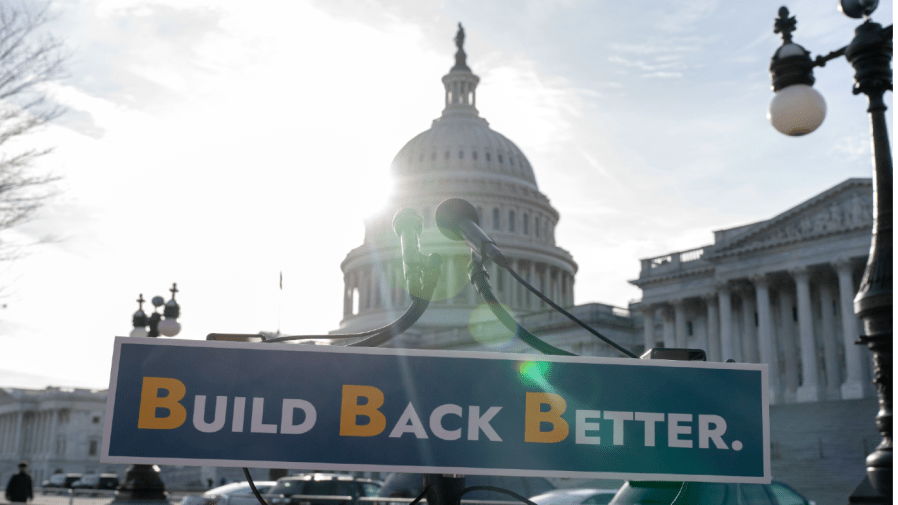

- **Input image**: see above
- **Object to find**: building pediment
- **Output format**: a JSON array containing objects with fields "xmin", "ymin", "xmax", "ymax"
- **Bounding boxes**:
[{"xmin": 708, "ymin": 178, "xmax": 872, "ymax": 259}]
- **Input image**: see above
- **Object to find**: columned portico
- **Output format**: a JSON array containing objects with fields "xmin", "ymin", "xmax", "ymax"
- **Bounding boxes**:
[{"xmin": 630, "ymin": 178, "xmax": 875, "ymax": 405}]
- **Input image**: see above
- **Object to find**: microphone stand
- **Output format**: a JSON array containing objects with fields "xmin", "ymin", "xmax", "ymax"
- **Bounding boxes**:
[{"xmin": 468, "ymin": 254, "xmax": 574, "ymax": 356}]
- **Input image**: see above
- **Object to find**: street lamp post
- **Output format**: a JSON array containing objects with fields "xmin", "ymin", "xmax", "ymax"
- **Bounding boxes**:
[
  {"xmin": 111, "ymin": 283, "xmax": 182, "ymax": 504},
  {"xmin": 130, "ymin": 284, "xmax": 182, "ymax": 338},
  {"xmin": 767, "ymin": 2, "xmax": 892, "ymax": 502}
]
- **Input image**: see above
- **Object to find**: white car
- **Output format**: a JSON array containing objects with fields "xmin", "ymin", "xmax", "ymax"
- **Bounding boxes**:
[
  {"xmin": 531, "ymin": 488, "xmax": 619, "ymax": 505},
  {"xmin": 181, "ymin": 481, "xmax": 277, "ymax": 505}
]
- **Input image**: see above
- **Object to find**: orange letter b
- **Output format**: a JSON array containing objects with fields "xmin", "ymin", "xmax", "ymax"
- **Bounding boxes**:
[
  {"xmin": 524, "ymin": 392, "xmax": 569, "ymax": 443},
  {"xmin": 339, "ymin": 385, "xmax": 386, "ymax": 437},
  {"xmin": 137, "ymin": 377, "xmax": 187, "ymax": 430}
]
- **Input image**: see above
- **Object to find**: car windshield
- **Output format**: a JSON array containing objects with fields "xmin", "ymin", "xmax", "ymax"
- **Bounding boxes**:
[
  {"xmin": 609, "ymin": 482, "xmax": 682, "ymax": 505},
  {"xmin": 271, "ymin": 480, "xmax": 365, "ymax": 498},
  {"xmin": 532, "ymin": 491, "xmax": 614, "ymax": 505},
  {"xmin": 203, "ymin": 483, "xmax": 268, "ymax": 497}
]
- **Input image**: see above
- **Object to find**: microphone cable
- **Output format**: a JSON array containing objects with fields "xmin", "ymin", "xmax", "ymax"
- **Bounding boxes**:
[
  {"xmin": 469, "ymin": 257, "xmax": 574, "ymax": 356},
  {"xmin": 502, "ymin": 265, "xmax": 638, "ymax": 359}
]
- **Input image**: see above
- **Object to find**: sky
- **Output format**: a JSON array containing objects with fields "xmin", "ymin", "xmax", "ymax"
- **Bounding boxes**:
[{"xmin": 0, "ymin": 0, "xmax": 891, "ymax": 390}]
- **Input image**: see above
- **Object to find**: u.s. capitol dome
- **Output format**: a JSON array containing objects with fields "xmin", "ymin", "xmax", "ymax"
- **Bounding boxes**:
[{"xmin": 335, "ymin": 25, "xmax": 606, "ymax": 352}]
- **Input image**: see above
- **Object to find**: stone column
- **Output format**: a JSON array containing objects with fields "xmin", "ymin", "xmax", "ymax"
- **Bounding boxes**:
[
  {"xmin": 568, "ymin": 272, "xmax": 575, "ymax": 306},
  {"xmin": 778, "ymin": 286, "xmax": 799, "ymax": 403},
  {"xmin": 357, "ymin": 269, "xmax": 368, "ymax": 312},
  {"xmin": 13, "ymin": 412, "xmax": 22, "ymax": 459},
  {"xmin": 752, "ymin": 274, "xmax": 781, "ymax": 403},
  {"xmin": 818, "ymin": 282, "xmax": 841, "ymax": 400},
  {"xmin": 343, "ymin": 274, "xmax": 352, "ymax": 316},
  {"xmin": 47, "ymin": 410, "xmax": 57, "ymax": 460},
  {"xmin": 387, "ymin": 264, "xmax": 397, "ymax": 309},
  {"xmin": 835, "ymin": 259, "xmax": 865, "ymax": 399},
  {"xmin": 793, "ymin": 267, "xmax": 821, "ymax": 402},
  {"xmin": 717, "ymin": 282, "xmax": 735, "ymax": 361},
  {"xmin": 740, "ymin": 287, "xmax": 759, "ymax": 363},
  {"xmin": 642, "ymin": 305, "xmax": 655, "ymax": 351},
  {"xmin": 661, "ymin": 306, "xmax": 674, "ymax": 348},
  {"xmin": 704, "ymin": 294, "xmax": 721, "ymax": 362},
  {"xmin": 529, "ymin": 262, "xmax": 538, "ymax": 311},
  {"xmin": 672, "ymin": 299, "xmax": 687, "ymax": 348}
]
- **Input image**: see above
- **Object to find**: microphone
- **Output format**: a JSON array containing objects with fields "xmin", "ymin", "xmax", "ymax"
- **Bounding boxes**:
[
  {"xmin": 435, "ymin": 198, "xmax": 509, "ymax": 267},
  {"xmin": 392, "ymin": 208, "xmax": 425, "ymax": 292}
]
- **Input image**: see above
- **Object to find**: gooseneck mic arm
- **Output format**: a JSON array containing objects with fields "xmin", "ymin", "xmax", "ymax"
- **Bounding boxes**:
[
  {"xmin": 504, "ymin": 266, "xmax": 638, "ymax": 359},
  {"xmin": 219, "ymin": 209, "xmax": 441, "ymax": 347},
  {"xmin": 436, "ymin": 197, "xmax": 637, "ymax": 359},
  {"xmin": 469, "ymin": 256, "xmax": 574, "ymax": 356}
]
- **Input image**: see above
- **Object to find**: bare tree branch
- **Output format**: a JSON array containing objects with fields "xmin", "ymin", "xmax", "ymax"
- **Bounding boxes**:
[{"xmin": 0, "ymin": 1, "xmax": 68, "ymax": 261}]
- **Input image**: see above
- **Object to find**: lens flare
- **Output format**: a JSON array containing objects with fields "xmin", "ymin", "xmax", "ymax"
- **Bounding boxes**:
[{"xmin": 468, "ymin": 302, "xmax": 515, "ymax": 349}]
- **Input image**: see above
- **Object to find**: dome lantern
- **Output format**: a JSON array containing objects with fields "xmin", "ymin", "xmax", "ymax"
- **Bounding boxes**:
[{"xmin": 442, "ymin": 23, "xmax": 480, "ymax": 117}]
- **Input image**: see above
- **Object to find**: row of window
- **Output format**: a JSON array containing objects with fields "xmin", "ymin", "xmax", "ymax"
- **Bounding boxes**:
[
  {"xmin": 414, "ymin": 150, "xmax": 521, "ymax": 167},
  {"xmin": 482, "ymin": 207, "xmax": 545, "ymax": 237},
  {"xmin": 421, "ymin": 204, "xmax": 549, "ymax": 238}
]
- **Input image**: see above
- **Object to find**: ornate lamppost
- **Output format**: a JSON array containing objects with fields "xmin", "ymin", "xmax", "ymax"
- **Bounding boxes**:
[
  {"xmin": 767, "ymin": 1, "xmax": 891, "ymax": 502},
  {"xmin": 130, "ymin": 283, "xmax": 182, "ymax": 338},
  {"xmin": 111, "ymin": 283, "xmax": 182, "ymax": 504}
]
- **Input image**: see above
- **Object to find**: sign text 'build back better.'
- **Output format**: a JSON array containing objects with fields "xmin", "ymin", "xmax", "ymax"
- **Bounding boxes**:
[{"xmin": 102, "ymin": 338, "xmax": 770, "ymax": 483}]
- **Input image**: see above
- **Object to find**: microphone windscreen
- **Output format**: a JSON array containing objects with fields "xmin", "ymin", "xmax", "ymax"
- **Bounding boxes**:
[
  {"xmin": 435, "ymin": 198, "xmax": 480, "ymax": 241},
  {"xmin": 392, "ymin": 208, "xmax": 423, "ymax": 238}
]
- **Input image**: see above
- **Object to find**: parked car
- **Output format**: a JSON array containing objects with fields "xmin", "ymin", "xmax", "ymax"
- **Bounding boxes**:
[
  {"xmin": 181, "ymin": 481, "xmax": 278, "ymax": 505},
  {"xmin": 72, "ymin": 473, "xmax": 120, "ymax": 490},
  {"xmin": 41, "ymin": 473, "xmax": 83, "ymax": 493},
  {"xmin": 530, "ymin": 488, "xmax": 619, "ymax": 505},
  {"xmin": 377, "ymin": 473, "xmax": 555, "ymax": 501},
  {"xmin": 609, "ymin": 481, "xmax": 814, "ymax": 505},
  {"xmin": 268, "ymin": 473, "xmax": 382, "ymax": 505}
]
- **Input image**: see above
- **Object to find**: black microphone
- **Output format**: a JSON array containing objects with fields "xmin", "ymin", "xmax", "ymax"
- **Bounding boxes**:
[
  {"xmin": 392, "ymin": 208, "xmax": 424, "ymax": 292},
  {"xmin": 435, "ymin": 198, "xmax": 509, "ymax": 267}
]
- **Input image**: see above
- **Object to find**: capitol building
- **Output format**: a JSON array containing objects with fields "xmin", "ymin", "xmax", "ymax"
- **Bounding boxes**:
[
  {"xmin": 0, "ymin": 25, "xmax": 881, "ymax": 504},
  {"xmin": 334, "ymin": 26, "xmax": 878, "ymax": 409},
  {"xmin": 331, "ymin": 28, "xmax": 879, "ymax": 503},
  {"xmin": 335, "ymin": 26, "xmax": 637, "ymax": 357}
]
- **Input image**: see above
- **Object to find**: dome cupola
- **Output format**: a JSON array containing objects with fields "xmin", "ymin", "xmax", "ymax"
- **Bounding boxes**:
[{"xmin": 337, "ymin": 25, "xmax": 577, "ymax": 349}]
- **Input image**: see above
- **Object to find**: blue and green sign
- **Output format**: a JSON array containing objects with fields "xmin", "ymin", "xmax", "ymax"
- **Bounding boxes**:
[{"xmin": 102, "ymin": 337, "xmax": 770, "ymax": 483}]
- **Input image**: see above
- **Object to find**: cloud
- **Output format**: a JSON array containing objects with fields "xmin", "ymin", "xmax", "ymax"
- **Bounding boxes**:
[{"xmin": 829, "ymin": 135, "xmax": 871, "ymax": 160}]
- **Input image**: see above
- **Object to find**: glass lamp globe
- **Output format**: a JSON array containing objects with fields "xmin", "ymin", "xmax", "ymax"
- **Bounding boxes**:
[
  {"xmin": 157, "ymin": 319, "xmax": 181, "ymax": 337},
  {"xmin": 130, "ymin": 326, "xmax": 149, "ymax": 338},
  {"xmin": 768, "ymin": 84, "xmax": 826, "ymax": 136}
]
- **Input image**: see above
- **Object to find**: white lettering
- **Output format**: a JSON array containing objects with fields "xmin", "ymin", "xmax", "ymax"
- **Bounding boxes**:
[
  {"xmin": 430, "ymin": 404, "xmax": 463, "ymax": 440},
  {"xmin": 389, "ymin": 403, "xmax": 428, "ymax": 438},
  {"xmin": 698, "ymin": 414, "xmax": 728, "ymax": 449},
  {"xmin": 281, "ymin": 399, "xmax": 317, "ymax": 434},
  {"xmin": 468, "ymin": 406, "xmax": 502, "ymax": 441},
  {"xmin": 232, "ymin": 397, "xmax": 246, "ymax": 433},
  {"xmin": 634, "ymin": 412, "xmax": 664, "ymax": 447},
  {"xmin": 668, "ymin": 413, "xmax": 693, "ymax": 448},
  {"xmin": 193, "ymin": 395, "xmax": 228, "ymax": 433},
  {"xmin": 603, "ymin": 411, "xmax": 633, "ymax": 446},
  {"xmin": 251, "ymin": 398, "xmax": 278, "ymax": 434},
  {"xmin": 575, "ymin": 410, "xmax": 602, "ymax": 445}
]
